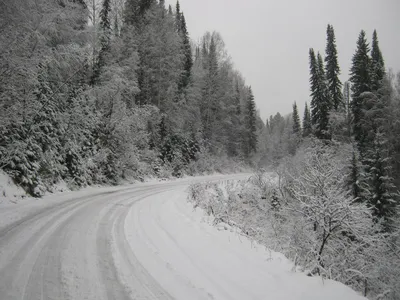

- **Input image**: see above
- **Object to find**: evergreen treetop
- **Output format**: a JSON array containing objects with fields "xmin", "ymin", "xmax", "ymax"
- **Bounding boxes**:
[
  {"xmin": 371, "ymin": 30, "xmax": 386, "ymax": 92},
  {"xmin": 350, "ymin": 30, "xmax": 371, "ymax": 153},
  {"xmin": 175, "ymin": 1, "xmax": 181, "ymax": 31},
  {"xmin": 325, "ymin": 24, "xmax": 342, "ymax": 110},
  {"xmin": 292, "ymin": 102, "xmax": 301, "ymax": 135}
]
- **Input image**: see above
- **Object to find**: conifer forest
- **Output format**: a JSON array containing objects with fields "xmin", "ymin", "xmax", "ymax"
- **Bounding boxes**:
[
  {"xmin": 0, "ymin": 1, "xmax": 399, "ymax": 299},
  {"xmin": 0, "ymin": 0, "xmax": 259, "ymax": 195}
]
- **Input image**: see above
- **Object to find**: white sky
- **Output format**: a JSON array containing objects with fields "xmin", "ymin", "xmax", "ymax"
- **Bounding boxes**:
[{"xmin": 166, "ymin": 0, "xmax": 400, "ymax": 121}]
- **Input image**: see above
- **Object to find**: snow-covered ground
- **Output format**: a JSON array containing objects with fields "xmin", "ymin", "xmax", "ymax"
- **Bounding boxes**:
[{"xmin": 0, "ymin": 174, "xmax": 365, "ymax": 300}]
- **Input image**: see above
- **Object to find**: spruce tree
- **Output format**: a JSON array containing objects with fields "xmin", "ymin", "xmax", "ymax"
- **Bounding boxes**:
[
  {"xmin": 350, "ymin": 30, "xmax": 371, "ymax": 154},
  {"xmin": 325, "ymin": 24, "xmax": 342, "ymax": 110},
  {"xmin": 178, "ymin": 13, "xmax": 193, "ymax": 92},
  {"xmin": 92, "ymin": 0, "xmax": 112, "ymax": 85},
  {"xmin": 309, "ymin": 48, "xmax": 318, "ymax": 124},
  {"xmin": 175, "ymin": 1, "xmax": 181, "ymax": 31},
  {"xmin": 201, "ymin": 36, "xmax": 219, "ymax": 143},
  {"xmin": 365, "ymin": 131, "xmax": 398, "ymax": 222},
  {"xmin": 370, "ymin": 30, "xmax": 386, "ymax": 92},
  {"xmin": 99, "ymin": 0, "xmax": 112, "ymax": 34},
  {"xmin": 303, "ymin": 102, "xmax": 312, "ymax": 137},
  {"xmin": 292, "ymin": 102, "xmax": 301, "ymax": 135},
  {"xmin": 309, "ymin": 49, "xmax": 330, "ymax": 139},
  {"xmin": 235, "ymin": 81, "xmax": 242, "ymax": 115},
  {"xmin": 343, "ymin": 81, "xmax": 352, "ymax": 137},
  {"xmin": 123, "ymin": 0, "xmax": 140, "ymax": 26},
  {"xmin": 246, "ymin": 86, "xmax": 257, "ymax": 154},
  {"xmin": 231, "ymin": 80, "xmax": 243, "ymax": 156}
]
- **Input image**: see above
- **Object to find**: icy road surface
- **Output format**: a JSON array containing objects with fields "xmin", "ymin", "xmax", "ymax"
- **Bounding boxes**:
[{"xmin": 0, "ymin": 174, "xmax": 365, "ymax": 300}]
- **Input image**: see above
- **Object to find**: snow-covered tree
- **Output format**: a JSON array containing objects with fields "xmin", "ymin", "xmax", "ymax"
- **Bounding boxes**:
[{"xmin": 325, "ymin": 24, "xmax": 342, "ymax": 110}]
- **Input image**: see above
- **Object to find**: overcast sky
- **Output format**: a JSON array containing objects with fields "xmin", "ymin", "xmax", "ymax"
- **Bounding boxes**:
[{"xmin": 165, "ymin": 0, "xmax": 400, "ymax": 121}]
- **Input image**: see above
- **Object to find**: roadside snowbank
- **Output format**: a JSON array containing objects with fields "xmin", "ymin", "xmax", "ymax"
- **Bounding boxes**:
[{"xmin": 0, "ymin": 171, "xmax": 27, "ymax": 204}]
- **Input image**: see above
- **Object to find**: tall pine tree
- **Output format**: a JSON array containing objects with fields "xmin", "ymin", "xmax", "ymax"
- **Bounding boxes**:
[{"xmin": 325, "ymin": 24, "xmax": 342, "ymax": 110}]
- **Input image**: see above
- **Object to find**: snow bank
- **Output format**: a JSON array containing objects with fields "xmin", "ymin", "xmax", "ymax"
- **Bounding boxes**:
[{"xmin": 0, "ymin": 171, "xmax": 27, "ymax": 204}]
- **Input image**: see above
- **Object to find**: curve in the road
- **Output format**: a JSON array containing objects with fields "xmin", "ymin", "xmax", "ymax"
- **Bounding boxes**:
[{"xmin": 0, "ymin": 184, "xmax": 180, "ymax": 300}]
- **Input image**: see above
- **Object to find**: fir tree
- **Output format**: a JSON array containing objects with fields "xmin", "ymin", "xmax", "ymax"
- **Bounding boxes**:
[
  {"xmin": 350, "ymin": 30, "xmax": 371, "ymax": 154},
  {"xmin": 92, "ymin": 0, "xmax": 112, "ymax": 85},
  {"xmin": 246, "ymin": 86, "xmax": 257, "ymax": 154},
  {"xmin": 175, "ymin": 1, "xmax": 181, "ymax": 31},
  {"xmin": 227, "ymin": 80, "xmax": 243, "ymax": 157},
  {"xmin": 309, "ymin": 48, "xmax": 318, "ymax": 123},
  {"xmin": 343, "ymin": 81, "xmax": 352, "ymax": 137},
  {"xmin": 303, "ymin": 102, "xmax": 312, "ymax": 137},
  {"xmin": 178, "ymin": 13, "xmax": 193, "ymax": 92},
  {"xmin": 325, "ymin": 24, "xmax": 342, "ymax": 110},
  {"xmin": 370, "ymin": 30, "xmax": 386, "ymax": 92},
  {"xmin": 235, "ymin": 81, "xmax": 242, "ymax": 116},
  {"xmin": 309, "ymin": 49, "xmax": 331, "ymax": 139},
  {"xmin": 292, "ymin": 102, "xmax": 301, "ymax": 135},
  {"xmin": 99, "ymin": 0, "xmax": 112, "ymax": 34},
  {"xmin": 365, "ymin": 131, "xmax": 398, "ymax": 222}
]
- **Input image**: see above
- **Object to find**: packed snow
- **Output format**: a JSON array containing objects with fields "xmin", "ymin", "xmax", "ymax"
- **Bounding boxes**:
[
  {"xmin": 124, "ymin": 185, "xmax": 366, "ymax": 300},
  {"xmin": 0, "ymin": 174, "xmax": 366, "ymax": 300}
]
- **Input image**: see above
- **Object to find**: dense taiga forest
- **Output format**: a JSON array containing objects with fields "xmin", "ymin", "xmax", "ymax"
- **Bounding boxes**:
[
  {"xmin": 0, "ymin": 0, "xmax": 261, "ymax": 196},
  {"xmin": 1, "ymin": 0, "xmax": 400, "ymax": 299}
]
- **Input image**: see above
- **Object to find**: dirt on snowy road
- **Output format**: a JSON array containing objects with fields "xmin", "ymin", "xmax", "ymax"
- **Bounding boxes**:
[{"xmin": 0, "ymin": 174, "xmax": 365, "ymax": 300}]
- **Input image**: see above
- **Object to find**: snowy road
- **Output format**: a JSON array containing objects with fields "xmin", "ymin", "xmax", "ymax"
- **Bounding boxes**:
[{"xmin": 0, "ymin": 174, "xmax": 365, "ymax": 300}]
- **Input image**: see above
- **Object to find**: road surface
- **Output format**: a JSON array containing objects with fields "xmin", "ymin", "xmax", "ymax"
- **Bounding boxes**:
[{"xmin": 0, "ymin": 174, "xmax": 365, "ymax": 300}]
